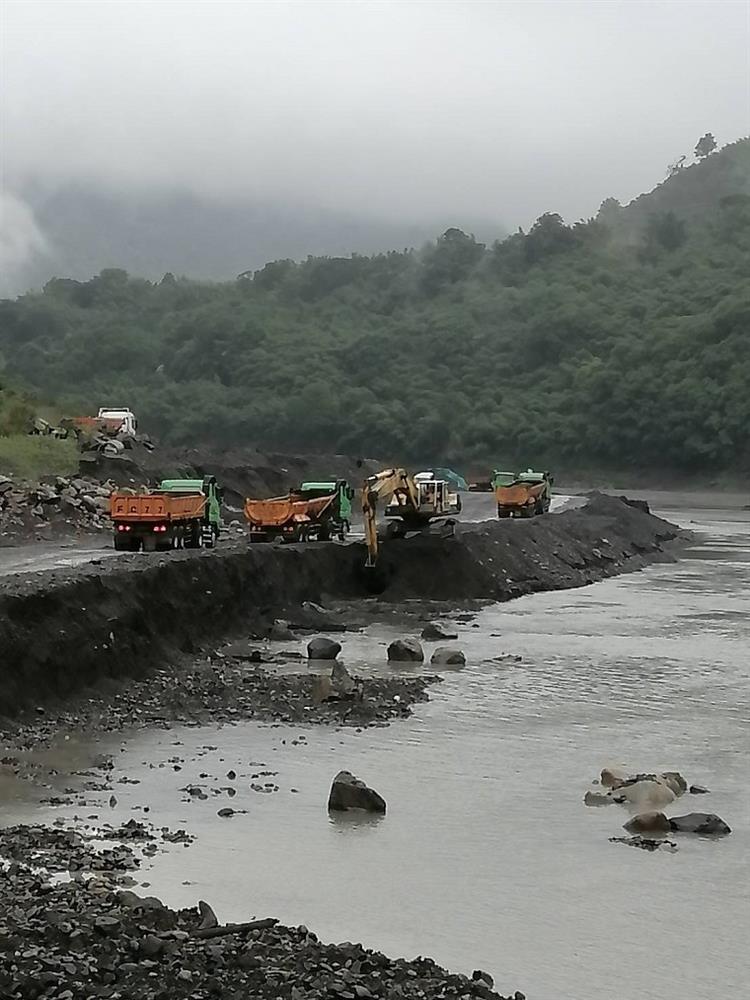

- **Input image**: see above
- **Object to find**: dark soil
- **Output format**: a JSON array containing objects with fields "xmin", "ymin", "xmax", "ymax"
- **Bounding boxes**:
[
  {"xmin": 0, "ymin": 495, "xmax": 684, "ymax": 720},
  {"xmin": 80, "ymin": 441, "xmax": 380, "ymax": 507}
]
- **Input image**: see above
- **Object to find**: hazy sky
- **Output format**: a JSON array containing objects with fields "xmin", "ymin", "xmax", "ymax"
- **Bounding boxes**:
[{"xmin": 2, "ymin": 0, "xmax": 749, "ymax": 245}]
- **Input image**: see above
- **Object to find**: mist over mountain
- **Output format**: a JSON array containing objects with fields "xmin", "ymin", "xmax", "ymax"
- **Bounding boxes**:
[{"xmin": 2, "ymin": 139, "xmax": 748, "ymax": 476}]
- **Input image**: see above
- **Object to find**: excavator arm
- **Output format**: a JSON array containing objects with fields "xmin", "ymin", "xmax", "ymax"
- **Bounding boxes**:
[{"xmin": 361, "ymin": 468, "xmax": 420, "ymax": 567}]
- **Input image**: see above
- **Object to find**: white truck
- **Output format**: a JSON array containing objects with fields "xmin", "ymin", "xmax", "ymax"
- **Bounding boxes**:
[{"xmin": 97, "ymin": 407, "xmax": 138, "ymax": 436}]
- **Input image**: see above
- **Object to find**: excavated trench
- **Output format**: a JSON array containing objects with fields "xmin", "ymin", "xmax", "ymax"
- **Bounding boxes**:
[{"xmin": 0, "ymin": 495, "xmax": 683, "ymax": 718}]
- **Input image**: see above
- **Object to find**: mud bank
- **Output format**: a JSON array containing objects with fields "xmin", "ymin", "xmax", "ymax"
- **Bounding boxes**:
[{"xmin": 0, "ymin": 496, "xmax": 682, "ymax": 717}]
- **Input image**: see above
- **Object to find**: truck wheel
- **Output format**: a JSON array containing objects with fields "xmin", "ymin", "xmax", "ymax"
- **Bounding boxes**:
[
  {"xmin": 114, "ymin": 534, "xmax": 130, "ymax": 551},
  {"xmin": 184, "ymin": 525, "xmax": 202, "ymax": 549},
  {"xmin": 318, "ymin": 524, "xmax": 331, "ymax": 542}
]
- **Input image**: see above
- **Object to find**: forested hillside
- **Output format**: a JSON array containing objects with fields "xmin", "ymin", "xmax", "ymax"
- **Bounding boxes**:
[{"xmin": 1, "ymin": 139, "xmax": 748, "ymax": 475}]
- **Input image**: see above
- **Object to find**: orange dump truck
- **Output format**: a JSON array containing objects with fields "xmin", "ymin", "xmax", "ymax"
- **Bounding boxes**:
[
  {"xmin": 110, "ymin": 477, "xmax": 222, "ymax": 551},
  {"xmin": 494, "ymin": 470, "xmax": 553, "ymax": 518},
  {"xmin": 244, "ymin": 480, "xmax": 353, "ymax": 542}
]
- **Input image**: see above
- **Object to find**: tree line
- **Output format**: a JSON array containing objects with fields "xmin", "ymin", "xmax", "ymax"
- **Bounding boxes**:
[{"xmin": 0, "ymin": 139, "xmax": 748, "ymax": 476}]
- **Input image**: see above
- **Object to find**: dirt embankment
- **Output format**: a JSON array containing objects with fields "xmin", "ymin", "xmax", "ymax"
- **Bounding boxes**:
[
  {"xmin": 82, "ymin": 442, "xmax": 381, "ymax": 507},
  {"xmin": 0, "ymin": 496, "xmax": 683, "ymax": 719}
]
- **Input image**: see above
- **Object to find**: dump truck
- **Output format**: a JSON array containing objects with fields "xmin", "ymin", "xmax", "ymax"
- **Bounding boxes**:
[
  {"xmin": 494, "ymin": 469, "xmax": 553, "ymax": 518},
  {"xmin": 110, "ymin": 477, "xmax": 222, "ymax": 551},
  {"xmin": 244, "ymin": 480, "xmax": 354, "ymax": 543}
]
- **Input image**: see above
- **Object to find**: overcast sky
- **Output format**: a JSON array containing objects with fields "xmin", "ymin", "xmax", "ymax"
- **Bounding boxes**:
[{"xmin": 2, "ymin": 0, "xmax": 749, "ymax": 252}]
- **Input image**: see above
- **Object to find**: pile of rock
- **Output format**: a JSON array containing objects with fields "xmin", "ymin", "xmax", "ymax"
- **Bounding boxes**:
[
  {"xmin": 0, "ymin": 474, "xmax": 118, "ymax": 539},
  {"xmin": 586, "ymin": 765, "xmax": 731, "ymax": 851},
  {"xmin": 0, "ymin": 844, "xmax": 522, "ymax": 1000}
]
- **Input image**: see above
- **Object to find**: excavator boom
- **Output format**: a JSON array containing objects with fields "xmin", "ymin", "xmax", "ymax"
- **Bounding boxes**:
[{"xmin": 361, "ymin": 468, "xmax": 460, "ymax": 567}]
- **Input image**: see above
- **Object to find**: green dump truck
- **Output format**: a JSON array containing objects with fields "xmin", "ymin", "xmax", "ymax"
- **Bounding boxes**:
[
  {"xmin": 110, "ymin": 477, "xmax": 223, "ymax": 551},
  {"xmin": 494, "ymin": 469, "xmax": 553, "ymax": 518}
]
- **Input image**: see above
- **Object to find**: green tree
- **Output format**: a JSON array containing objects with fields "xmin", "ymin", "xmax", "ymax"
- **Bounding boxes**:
[{"xmin": 694, "ymin": 132, "xmax": 717, "ymax": 159}]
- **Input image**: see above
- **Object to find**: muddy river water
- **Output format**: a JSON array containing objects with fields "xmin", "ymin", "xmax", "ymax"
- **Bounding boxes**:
[{"xmin": 3, "ymin": 500, "xmax": 750, "ymax": 999}]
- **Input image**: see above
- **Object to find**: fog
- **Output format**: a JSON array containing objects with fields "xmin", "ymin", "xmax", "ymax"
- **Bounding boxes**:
[{"xmin": 1, "ymin": 0, "xmax": 748, "ymax": 290}]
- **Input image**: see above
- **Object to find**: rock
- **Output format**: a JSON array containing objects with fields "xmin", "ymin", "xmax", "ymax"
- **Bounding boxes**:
[
  {"xmin": 311, "ymin": 674, "xmax": 333, "ymax": 704},
  {"xmin": 331, "ymin": 661, "xmax": 356, "ymax": 695},
  {"xmin": 307, "ymin": 637, "xmax": 342, "ymax": 660},
  {"xmin": 623, "ymin": 811, "xmax": 671, "ymax": 835},
  {"xmin": 584, "ymin": 790, "xmax": 612, "ymax": 807},
  {"xmin": 140, "ymin": 934, "xmax": 164, "ymax": 956},
  {"xmin": 387, "ymin": 637, "xmax": 424, "ymax": 663},
  {"xmin": 328, "ymin": 771, "xmax": 386, "ymax": 814},
  {"xmin": 430, "ymin": 648, "xmax": 466, "ymax": 667},
  {"xmin": 472, "ymin": 970, "xmax": 494, "ymax": 988},
  {"xmin": 610, "ymin": 835, "xmax": 678, "ymax": 852},
  {"xmin": 217, "ymin": 808, "xmax": 235, "ymax": 818},
  {"xmin": 421, "ymin": 623, "xmax": 458, "ymax": 641},
  {"xmin": 660, "ymin": 771, "xmax": 688, "ymax": 796},
  {"xmin": 198, "ymin": 900, "xmax": 218, "ymax": 929},
  {"xmin": 600, "ymin": 766, "xmax": 630, "ymax": 788},
  {"xmin": 269, "ymin": 621, "xmax": 295, "ymax": 642},
  {"xmin": 689, "ymin": 784, "xmax": 710, "ymax": 795},
  {"xmin": 669, "ymin": 813, "xmax": 731, "ymax": 836},
  {"xmin": 610, "ymin": 777, "xmax": 676, "ymax": 809}
]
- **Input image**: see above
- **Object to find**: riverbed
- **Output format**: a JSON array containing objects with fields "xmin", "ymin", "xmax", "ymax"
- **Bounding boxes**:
[{"xmin": 2, "ymin": 502, "xmax": 749, "ymax": 1000}]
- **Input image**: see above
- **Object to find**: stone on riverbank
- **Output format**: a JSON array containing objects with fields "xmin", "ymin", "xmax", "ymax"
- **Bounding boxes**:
[
  {"xmin": 307, "ymin": 636, "xmax": 341, "ymax": 660},
  {"xmin": 387, "ymin": 637, "xmax": 424, "ymax": 662},
  {"xmin": 328, "ymin": 771, "xmax": 386, "ymax": 813},
  {"xmin": 430, "ymin": 648, "xmax": 466, "ymax": 666},
  {"xmin": 669, "ymin": 812, "xmax": 731, "ymax": 836},
  {"xmin": 421, "ymin": 623, "xmax": 458, "ymax": 640},
  {"xmin": 623, "ymin": 811, "xmax": 672, "ymax": 835},
  {"xmin": 610, "ymin": 778, "xmax": 676, "ymax": 809}
]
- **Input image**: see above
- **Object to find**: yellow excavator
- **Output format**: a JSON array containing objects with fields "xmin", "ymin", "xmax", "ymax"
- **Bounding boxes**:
[{"xmin": 361, "ymin": 469, "xmax": 461, "ymax": 566}]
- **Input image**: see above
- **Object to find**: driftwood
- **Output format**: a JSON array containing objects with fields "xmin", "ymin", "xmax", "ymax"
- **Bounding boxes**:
[{"xmin": 192, "ymin": 917, "xmax": 278, "ymax": 940}]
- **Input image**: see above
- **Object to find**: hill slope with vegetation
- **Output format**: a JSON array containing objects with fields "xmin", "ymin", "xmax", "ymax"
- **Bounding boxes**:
[{"xmin": 1, "ymin": 139, "xmax": 748, "ymax": 477}]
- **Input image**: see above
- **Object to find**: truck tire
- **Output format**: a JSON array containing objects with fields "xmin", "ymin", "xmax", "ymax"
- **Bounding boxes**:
[
  {"xmin": 114, "ymin": 534, "xmax": 131, "ymax": 551},
  {"xmin": 184, "ymin": 523, "xmax": 202, "ymax": 549}
]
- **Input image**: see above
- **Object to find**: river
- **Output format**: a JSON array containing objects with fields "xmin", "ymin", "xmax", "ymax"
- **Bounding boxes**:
[{"xmin": 2, "ymin": 500, "xmax": 749, "ymax": 999}]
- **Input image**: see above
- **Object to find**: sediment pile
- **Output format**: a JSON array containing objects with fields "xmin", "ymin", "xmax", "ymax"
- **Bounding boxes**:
[
  {"xmin": 0, "ymin": 860, "xmax": 519, "ymax": 1000},
  {"xmin": 0, "ymin": 495, "xmax": 682, "ymax": 718}
]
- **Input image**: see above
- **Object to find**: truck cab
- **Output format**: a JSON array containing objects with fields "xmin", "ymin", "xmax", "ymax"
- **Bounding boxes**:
[
  {"xmin": 97, "ymin": 407, "xmax": 138, "ymax": 436},
  {"xmin": 157, "ymin": 477, "xmax": 223, "ymax": 543}
]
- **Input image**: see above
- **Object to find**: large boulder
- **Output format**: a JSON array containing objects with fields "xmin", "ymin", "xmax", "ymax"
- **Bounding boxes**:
[
  {"xmin": 387, "ymin": 637, "xmax": 424, "ymax": 663},
  {"xmin": 307, "ymin": 637, "xmax": 341, "ymax": 660},
  {"xmin": 623, "ymin": 811, "xmax": 672, "ymax": 835},
  {"xmin": 430, "ymin": 648, "xmax": 466, "ymax": 667},
  {"xmin": 328, "ymin": 771, "xmax": 386, "ymax": 814},
  {"xmin": 609, "ymin": 777, "xmax": 676, "ymax": 809},
  {"xmin": 421, "ymin": 623, "xmax": 458, "ymax": 641},
  {"xmin": 669, "ymin": 813, "xmax": 731, "ymax": 836}
]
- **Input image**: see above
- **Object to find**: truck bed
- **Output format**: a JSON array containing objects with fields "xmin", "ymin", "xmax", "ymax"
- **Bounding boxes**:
[
  {"xmin": 495, "ymin": 482, "xmax": 547, "ymax": 506},
  {"xmin": 244, "ymin": 493, "xmax": 334, "ymax": 528},
  {"xmin": 110, "ymin": 491, "xmax": 206, "ymax": 522}
]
